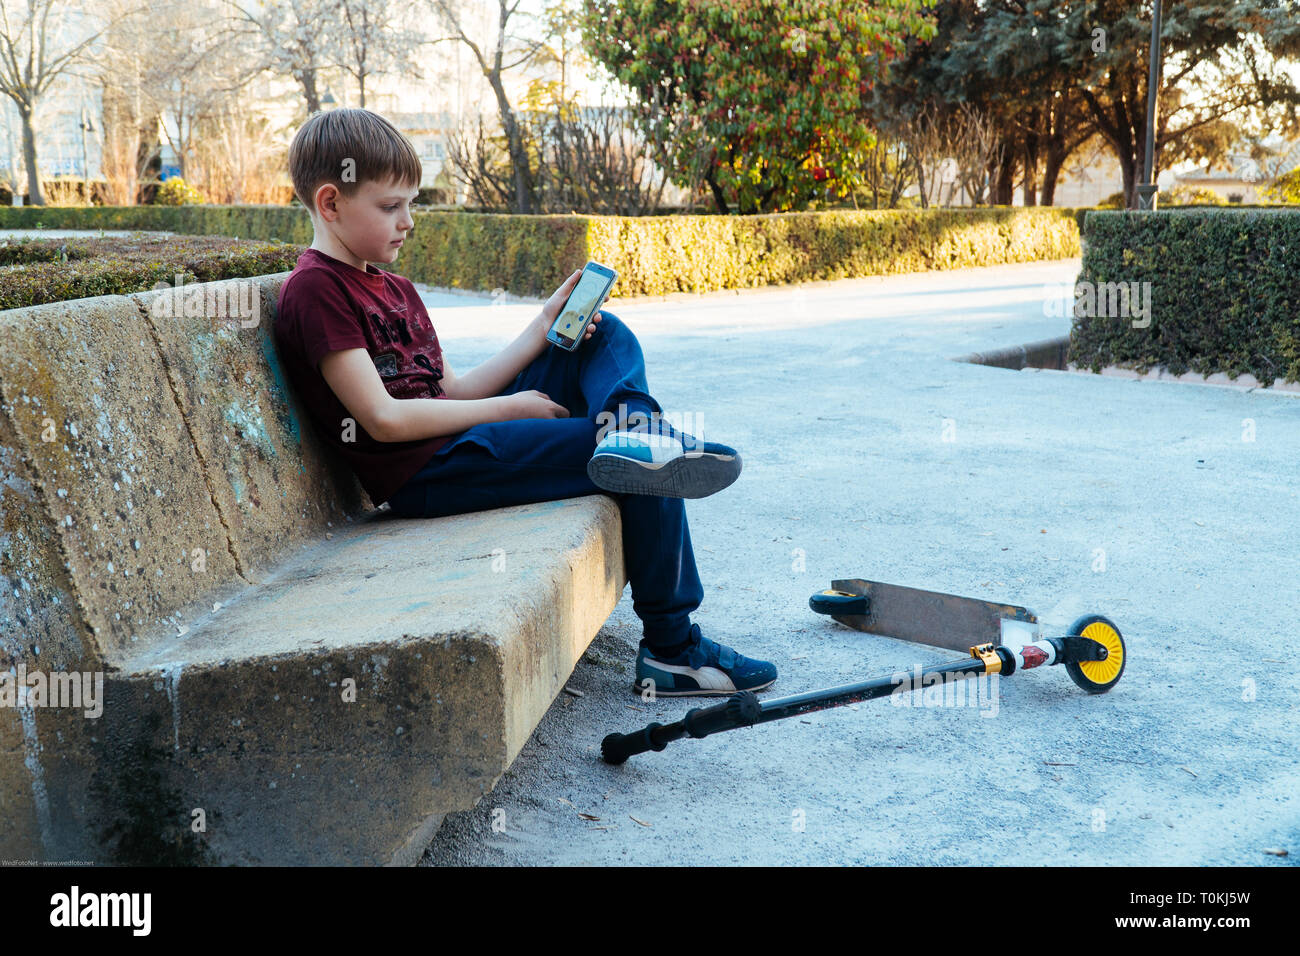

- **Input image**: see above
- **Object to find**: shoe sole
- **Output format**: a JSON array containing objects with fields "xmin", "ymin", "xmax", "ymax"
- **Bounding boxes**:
[
  {"xmin": 629, "ymin": 677, "xmax": 775, "ymax": 697},
  {"xmin": 587, "ymin": 449, "xmax": 742, "ymax": 499}
]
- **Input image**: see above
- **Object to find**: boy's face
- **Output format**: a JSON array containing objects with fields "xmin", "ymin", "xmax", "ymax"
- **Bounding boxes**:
[{"xmin": 314, "ymin": 176, "xmax": 418, "ymax": 265}]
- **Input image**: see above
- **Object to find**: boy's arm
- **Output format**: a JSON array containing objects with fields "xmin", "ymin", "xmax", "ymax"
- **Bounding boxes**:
[
  {"xmin": 440, "ymin": 317, "xmax": 547, "ymax": 401},
  {"xmin": 443, "ymin": 269, "xmax": 605, "ymax": 401},
  {"xmin": 320, "ymin": 348, "xmax": 516, "ymax": 442}
]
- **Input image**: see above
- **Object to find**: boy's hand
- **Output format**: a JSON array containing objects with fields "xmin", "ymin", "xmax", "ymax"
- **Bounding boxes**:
[
  {"xmin": 507, "ymin": 389, "xmax": 569, "ymax": 420},
  {"xmin": 536, "ymin": 268, "xmax": 606, "ymax": 346}
]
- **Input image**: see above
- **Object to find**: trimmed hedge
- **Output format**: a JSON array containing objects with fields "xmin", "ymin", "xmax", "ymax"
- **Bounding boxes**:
[
  {"xmin": 0, "ymin": 205, "xmax": 1086, "ymax": 299},
  {"xmin": 1070, "ymin": 208, "xmax": 1300, "ymax": 385},
  {"xmin": 0, "ymin": 205, "xmax": 314, "ymax": 244},
  {"xmin": 0, "ymin": 233, "xmax": 303, "ymax": 311},
  {"xmin": 579, "ymin": 207, "xmax": 1083, "ymax": 296}
]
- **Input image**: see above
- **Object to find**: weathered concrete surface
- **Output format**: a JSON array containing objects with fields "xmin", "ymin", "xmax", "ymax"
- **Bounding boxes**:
[
  {"xmin": 130, "ymin": 277, "xmax": 369, "ymax": 584},
  {"xmin": 0, "ymin": 276, "xmax": 367, "ymax": 660},
  {"xmin": 75, "ymin": 496, "xmax": 622, "ymax": 865},
  {"xmin": 0, "ymin": 294, "xmax": 238, "ymax": 657},
  {"xmin": 1, "ymin": 271, "xmax": 626, "ymax": 864}
]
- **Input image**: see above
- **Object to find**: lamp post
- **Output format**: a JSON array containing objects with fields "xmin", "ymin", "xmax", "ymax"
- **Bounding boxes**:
[
  {"xmin": 79, "ymin": 107, "xmax": 95, "ymax": 203},
  {"xmin": 1137, "ymin": 0, "xmax": 1164, "ymax": 210}
]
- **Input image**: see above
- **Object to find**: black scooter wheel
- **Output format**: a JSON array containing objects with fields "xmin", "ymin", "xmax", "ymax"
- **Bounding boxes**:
[
  {"xmin": 1064, "ymin": 614, "xmax": 1126, "ymax": 694},
  {"xmin": 809, "ymin": 589, "xmax": 869, "ymax": 616}
]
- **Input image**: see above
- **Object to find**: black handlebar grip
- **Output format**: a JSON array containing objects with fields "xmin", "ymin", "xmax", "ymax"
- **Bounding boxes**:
[
  {"xmin": 683, "ymin": 692, "xmax": 762, "ymax": 739},
  {"xmin": 600, "ymin": 721, "xmax": 667, "ymax": 765}
]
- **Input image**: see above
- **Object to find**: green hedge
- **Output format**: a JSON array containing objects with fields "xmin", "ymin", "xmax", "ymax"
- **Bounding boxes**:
[
  {"xmin": 0, "ymin": 205, "xmax": 1086, "ymax": 299},
  {"xmin": 1070, "ymin": 208, "xmax": 1300, "ymax": 385},
  {"xmin": 0, "ymin": 205, "xmax": 315, "ymax": 244},
  {"xmin": 0, "ymin": 233, "xmax": 302, "ymax": 310},
  {"xmin": 580, "ymin": 207, "xmax": 1084, "ymax": 296}
]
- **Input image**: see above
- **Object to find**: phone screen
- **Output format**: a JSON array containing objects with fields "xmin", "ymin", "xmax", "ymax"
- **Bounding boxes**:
[{"xmin": 549, "ymin": 269, "xmax": 610, "ymax": 346}]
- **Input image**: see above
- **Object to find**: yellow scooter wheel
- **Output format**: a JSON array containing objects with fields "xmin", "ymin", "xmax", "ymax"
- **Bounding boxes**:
[{"xmin": 1064, "ymin": 614, "xmax": 1126, "ymax": 694}]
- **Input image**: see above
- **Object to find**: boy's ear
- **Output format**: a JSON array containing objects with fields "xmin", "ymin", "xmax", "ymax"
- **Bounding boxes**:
[{"xmin": 314, "ymin": 182, "xmax": 341, "ymax": 221}]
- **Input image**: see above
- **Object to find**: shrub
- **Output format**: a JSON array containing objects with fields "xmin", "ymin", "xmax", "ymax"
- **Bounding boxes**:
[
  {"xmin": 0, "ymin": 233, "xmax": 301, "ymax": 310},
  {"xmin": 1261, "ymin": 167, "xmax": 1300, "ymax": 204},
  {"xmin": 154, "ymin": 178, "xmax": 206, "ymax": 206},
  {"xmin": 1070, "ymin": 208, "xmax": 1300, "ymax": 385},
  {"xmin": 1160, "ymin": 184, "xmax": 1227, "ymax": 206}
]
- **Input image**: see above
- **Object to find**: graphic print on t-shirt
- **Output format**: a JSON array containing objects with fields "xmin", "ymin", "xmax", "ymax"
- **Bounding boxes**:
[
  {"xmin": 412, "ymin": 353, "xmax": 444, "ymax": 397},
  {"xmin": 365, "ymin": 308, "xmax": 394, "ymax": 345},
  {"xmin": 357, "ymin": 300, "xmax": 445, "ymax": 400}
]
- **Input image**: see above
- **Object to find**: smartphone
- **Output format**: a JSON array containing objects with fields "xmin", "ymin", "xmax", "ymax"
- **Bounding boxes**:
[{"xmin": 546, "ymin": 261, "xmax": 618, "ymax": 351}]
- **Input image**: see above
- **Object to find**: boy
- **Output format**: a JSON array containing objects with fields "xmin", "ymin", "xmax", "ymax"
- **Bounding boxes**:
[{"xmin": 273, "ymin": 108, "xmax": 777, "ymax": 697}]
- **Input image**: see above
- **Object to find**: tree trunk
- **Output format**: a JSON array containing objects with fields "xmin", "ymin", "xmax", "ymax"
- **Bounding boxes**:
[
  {"xmin": 1040, "ymin": 146, "xmax": 1065, "ymax": 206},
  {"xmin": 20, "ymin": 106, "xmax": 42, "ymax": 205},
  {"xmin": 486, "ymin": 70, "xmax": 533, "ymax": 214},
  {"xmin": 704, "ymin": 165, "xmax": 729, "ymax": 214},
  {"xmin": 298, "ymin": 70, "xmax": 321, "ymax": 115},
  {"xmin": 1022, "ymin": 132, "xmax": 1040, "ymax": 206},
  {"xmin": 1120, "ymin": 153, "xmax": 1138, "ymax": 209},
  {"xmin": 993, "ymin": 145, "xmax": 1016, "ymax": 205}
]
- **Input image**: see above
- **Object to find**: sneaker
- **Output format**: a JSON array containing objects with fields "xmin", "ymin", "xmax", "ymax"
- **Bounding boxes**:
[
  {"xmin": 633, "ymin": 624, "xmax": 777, "ymax": 697},
  {"xmin": 587, "ymin": 414, "xmax": 742, "ymax": 499}
]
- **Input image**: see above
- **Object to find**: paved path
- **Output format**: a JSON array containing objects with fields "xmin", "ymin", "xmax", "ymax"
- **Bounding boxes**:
[{"xmin": 416, "ymin": 258, "xmax": 1299, "ymax": 866}]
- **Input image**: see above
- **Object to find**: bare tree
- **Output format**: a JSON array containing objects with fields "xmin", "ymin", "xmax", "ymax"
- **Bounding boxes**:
[
  {"xmin": 428, "ymin": 0, "xmax": 547, "ymax": 213},
  {"xmin": 224, "ymin": 0, "xmax": 344, "ymax": 116},
  {"xmin": 860, "ymin": 134, "xmax": 916, "ymax": 209},
  {"xmin": 144, "ymin": 2, "xmax": 263, "ymax": 182},
  {"xmin": 444, "ymin": 111, "xmax": 513, "ymax": 209},
  {"xmin": 189, "ymin": 104, "xmax": 291, "ymax": 203},
  {"xmin": 448, "ymin": 93, "xmax": 681, "ymax": 216},
  {"xmin": 0, "ymin": 0, "xmax": 141, "ymax": 204},
  {"xmin": 94, "ymin": 0, "xmax": 153, "ymax": 204},
  {"xmin": 620, "ymin": 73, "xmax": 714, "ymax": 213},
  {"xmin": 947, "ymin": 102, "xmax": 1004, "ymax": 206},
  {"xmin": 895, "ymin": 101, "xmax": 1007, "ymax": 208},
  {"xmin": 337, "ymin": 0, "xmax": 426, "ymax": 108},
  {"xmin": 527, "ymin": 103, "xmax": 670, "ymax": 215}
]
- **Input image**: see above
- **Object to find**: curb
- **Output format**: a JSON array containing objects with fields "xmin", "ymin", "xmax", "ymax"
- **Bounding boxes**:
[{"xmin": 953, "ymin": 336, "xmax": 1300, "ymax": 394}]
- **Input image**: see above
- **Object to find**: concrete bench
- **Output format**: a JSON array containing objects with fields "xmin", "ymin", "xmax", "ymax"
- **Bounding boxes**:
[{"xmin": 0, "ymin": 273, "xmax": 626, "ymax": 865}]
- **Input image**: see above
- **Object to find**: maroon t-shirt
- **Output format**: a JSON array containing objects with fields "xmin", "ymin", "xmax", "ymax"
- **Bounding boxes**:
[{"xmin": 273, "ymin": 247, "xmax": 453, "ymax": 506}]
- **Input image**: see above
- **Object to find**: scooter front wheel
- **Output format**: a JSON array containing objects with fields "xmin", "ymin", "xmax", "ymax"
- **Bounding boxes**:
[{"xmin": 1064, "ymin": 614, "xmax": 1126, "ymax": 694}]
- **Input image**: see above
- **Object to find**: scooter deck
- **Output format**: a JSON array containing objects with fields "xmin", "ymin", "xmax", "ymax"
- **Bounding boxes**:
[{"xmin": 815, "ymin": 578, "xmax": 1040, "ymax": 652}]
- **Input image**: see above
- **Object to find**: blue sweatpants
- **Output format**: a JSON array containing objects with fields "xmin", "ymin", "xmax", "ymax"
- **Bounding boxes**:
[{"xmin": 386, "ymin": 311, "xmax": 705, "ymax": 653}]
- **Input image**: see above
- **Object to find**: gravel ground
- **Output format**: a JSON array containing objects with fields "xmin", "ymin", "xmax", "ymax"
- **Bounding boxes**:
[{"xmin": 413, "ymin": 259, "xmax": 1299, "ymax": 866}]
